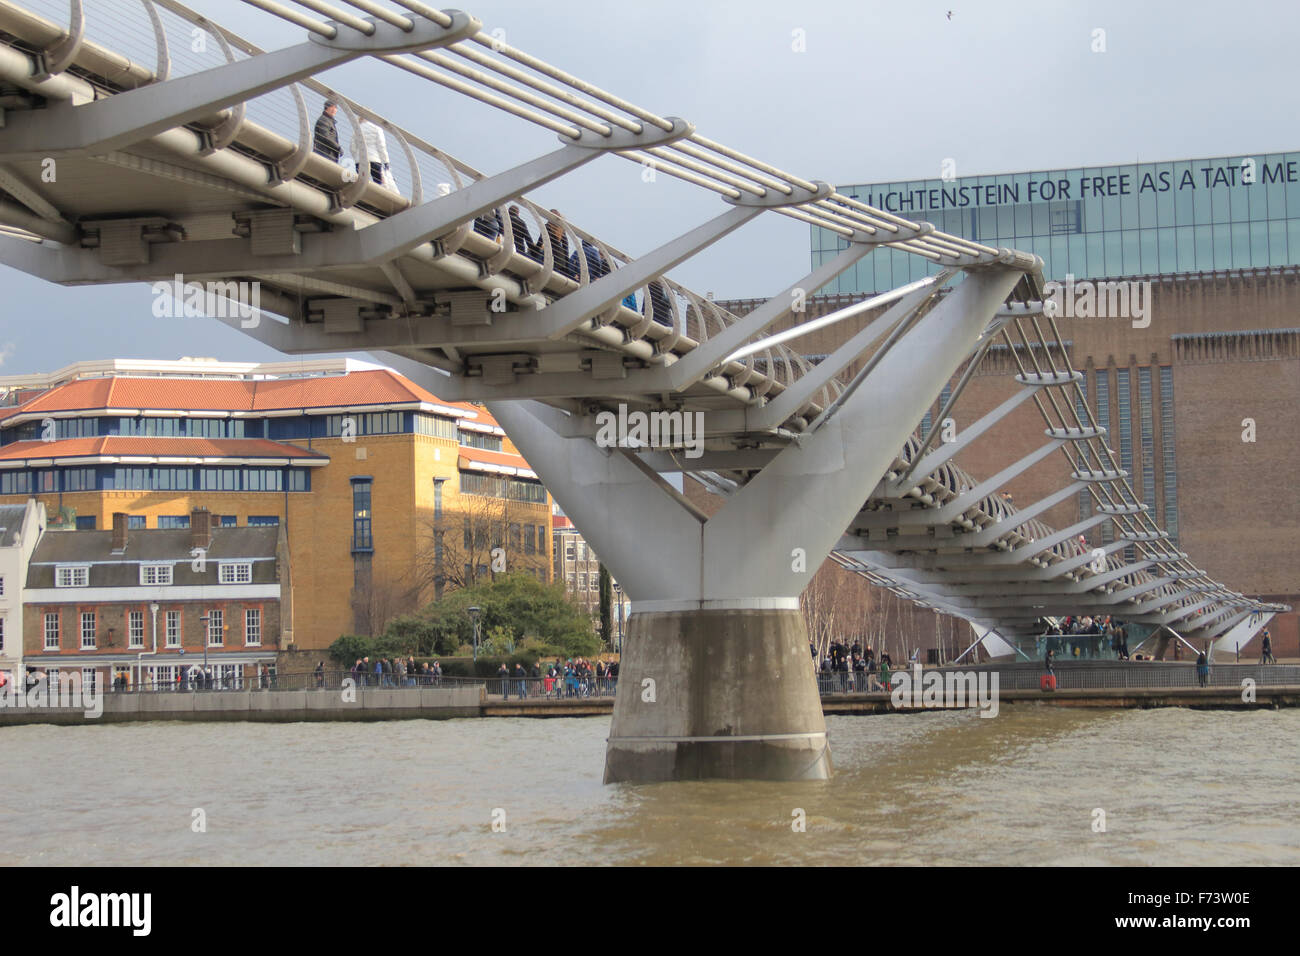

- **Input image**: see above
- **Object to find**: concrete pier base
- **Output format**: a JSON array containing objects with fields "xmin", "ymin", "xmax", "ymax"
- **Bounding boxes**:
[{"xmin": 603, "ymin": 608, "xmax": 831, "ymax": 783}]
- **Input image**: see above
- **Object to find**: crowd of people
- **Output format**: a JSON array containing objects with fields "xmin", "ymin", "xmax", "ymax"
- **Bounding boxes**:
[
  {"xmin": 311, "ymin": 101, "xmax": 675, "ymax": 326},
  {"xmin": 1040, "ymin": 615, "xmax": 1129, "ymax": 660},
  {"xmin": 495, "ymin": 657, "xmax": 619, "ymax": 700},
  {"xmin": 348, "ymin": 656, "xmax": 444, "ymax": 688},
  {"xmin": 814, "ymin": 640, "xmax": 893, "ymax": 693}
]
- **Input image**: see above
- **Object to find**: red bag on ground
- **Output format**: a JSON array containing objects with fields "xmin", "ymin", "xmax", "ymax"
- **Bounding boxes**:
[{"xmin": 1041, "ymin": 674, "xmax": 1057, "ymax": 692}]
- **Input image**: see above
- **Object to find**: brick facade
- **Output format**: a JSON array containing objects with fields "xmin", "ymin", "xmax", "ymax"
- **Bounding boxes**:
[{"xmin": 717, "ymin": 268, "xmax": 1300, "ymax": 656}]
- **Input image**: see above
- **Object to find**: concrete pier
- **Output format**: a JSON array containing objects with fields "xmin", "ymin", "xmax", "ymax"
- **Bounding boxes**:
[{"xmin": 602, "ymin": 609, "xmax": 831, "ymax": 783}]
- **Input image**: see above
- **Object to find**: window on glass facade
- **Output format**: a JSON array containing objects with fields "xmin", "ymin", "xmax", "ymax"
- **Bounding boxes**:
[
  {"xmin": 460, "ymin": 430, "xmax": 504, "ymax": 452},
  {"xmin": 0, "ymin": 472, "xmax": 31, "ymax": 495},
  {"xmin": 459, "ymin": 471, "xmax": 547, "ymax": 503},
  {"xmin": 415, "ymin": 414, "xmax": 457, "ymax": 439},
  {"xmin": 325, "ymin": 412, "xmax": 404, "ymax": 438},
  {"xmin": 351, "ymin": 478, "xmax": 372, "ymax": 551},
  {"xmin": 815, "ymin": 153, "xmax": 1300, "ymax": 289}
]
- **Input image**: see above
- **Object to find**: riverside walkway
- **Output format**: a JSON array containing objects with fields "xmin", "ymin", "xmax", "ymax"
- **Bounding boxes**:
[{"xmin": 2, "ymin": 664, "xmax": 1297, "ymax": 725}]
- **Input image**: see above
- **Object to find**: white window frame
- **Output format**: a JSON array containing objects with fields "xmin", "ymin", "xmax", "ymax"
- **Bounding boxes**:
[
  {"xmin": 165, "ymin": 609, "xmax": 181, "ymax": 648},
  {"xmin": 245, "ymin": 607, "xmax": 261, "ymax": 646},
  {"xmin": 81, "ymin": 668, "xmax": 98, "ymax": 695},
  {"xmin": 56, "ymin": 565, "xmax": 90, "ymax": 588},
  {"xmin": 218, "ymin": 562, "xmax": 253, "ymax": 585},
  {"xmin": 80, "ymin": 611, "xmax": 96, "ymax": 650},
  {"xmin": 44, "ymin": 612, "xmax": 59, "ymax": 650},
  {"xmin": 0, "ymin": 614, "xmax": 5, "ymax": 653},
  {"xmin": 128, "ymin": 610, "xmax": 145, "ymax": 649},
  {"xmin": 207, "ymin": 609, "xmax": 223, "ymax": 647},
  {"xmin": 140, "ymin": 563, "xmax": 174, "ymax": 586}
]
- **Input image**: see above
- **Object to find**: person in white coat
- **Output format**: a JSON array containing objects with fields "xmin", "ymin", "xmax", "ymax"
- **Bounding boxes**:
[{"xmin": 354, "ymin": 118, "xmax": 392, "ymax": 188}]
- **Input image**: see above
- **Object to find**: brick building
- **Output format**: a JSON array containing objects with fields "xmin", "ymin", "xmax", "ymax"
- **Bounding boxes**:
[
  {"xmin": 22, "ymin": 508, "xmax": 285, "ymax": 689},
  {"xmin": 0, "ymin": 358, "xmax": 553, "ymax": 651},
  {"xmin": 552, "ymin": 513, "xmax": 630, "ymax": 644}
]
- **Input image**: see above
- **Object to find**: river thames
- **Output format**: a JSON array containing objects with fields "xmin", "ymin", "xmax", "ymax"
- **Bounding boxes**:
[{"xmin": 3, "ymin": 707, "xmax": 1297, "ymax": 866}]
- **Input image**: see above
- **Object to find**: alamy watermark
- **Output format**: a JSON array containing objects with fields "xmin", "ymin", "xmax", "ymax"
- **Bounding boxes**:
[
  {"xmin": 1, "ymin": 671, "xmax": 102, "ymax": 719},
  {"xmin": 889, "ymin": 664, "xmax": 999, "ymax": 718},
  {"xmin": 594, "ymin": 402, "xmax": 705, "ymax": 459},
  {"xmin": 1043, "ymin": 274, "xmax": 1151, "ymax": 328},
  {"xmin": 150, "ymin": 274, "xmax": 260, "ymax": 328}
]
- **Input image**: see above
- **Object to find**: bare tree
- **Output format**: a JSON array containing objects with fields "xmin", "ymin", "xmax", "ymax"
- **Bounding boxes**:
[
  {"xmin": 411, "ymin": 487, "xmax": 551, "ymax": 599},
  {"xmin": 801, "ymin": 559, "xmax": 874, "ymax": 657},
  {"xmin": 350, "ymin": 560, "xmax": 415, "ymax": 637}
]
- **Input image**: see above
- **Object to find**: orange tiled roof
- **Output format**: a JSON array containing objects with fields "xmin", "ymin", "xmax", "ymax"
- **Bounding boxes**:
[
  {"xmin": 0, "ymin": 436, "xmax": 327, "ymax": 463},
  {"xmin": 0, "ymin": 369, "xmax": 462, "ymax": 423}
]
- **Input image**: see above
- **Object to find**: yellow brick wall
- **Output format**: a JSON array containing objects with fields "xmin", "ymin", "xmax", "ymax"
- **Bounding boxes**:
[{"xmin": 2, "ymin": 429, "xmax": 554, "ymax": 652}]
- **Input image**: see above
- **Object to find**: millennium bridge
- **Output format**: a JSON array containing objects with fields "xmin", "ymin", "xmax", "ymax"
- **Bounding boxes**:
[{"xmin": 0, "ymin": 0, "xmax": 1285, "ymax": 781}]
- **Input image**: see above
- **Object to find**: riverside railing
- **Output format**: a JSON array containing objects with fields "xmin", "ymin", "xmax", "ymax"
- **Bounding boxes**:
[
  {"xmin": 814, "ymin": 662, "xmax": 1300, "ymax": 695},
  {"xmin": 92, "ymin": 670, "xmax": 485, "ymax": 694}
]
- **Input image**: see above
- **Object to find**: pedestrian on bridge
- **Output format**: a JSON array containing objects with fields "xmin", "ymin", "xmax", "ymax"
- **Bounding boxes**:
[
  {"xmin": 313, "ymin": 100, "xmax": 340, "ymax": 161},
  {"xmin": 1196, "ymin": 649, "xmax": 1210, "ymax": 687},
  {"xmin": 353, "ymin": 117, "xmax": 392, "ymax": 188}
]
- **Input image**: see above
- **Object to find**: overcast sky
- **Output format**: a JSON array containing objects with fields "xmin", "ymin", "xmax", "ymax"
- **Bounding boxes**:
[{"xmin": 1, "ymin": 0, "xmax": 1294, "ymax": 376}]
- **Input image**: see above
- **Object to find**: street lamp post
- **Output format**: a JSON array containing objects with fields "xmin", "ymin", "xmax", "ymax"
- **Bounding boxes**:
[{"xmin": 199, "ymin": 612, "xmax": 210, "ymax": 688}]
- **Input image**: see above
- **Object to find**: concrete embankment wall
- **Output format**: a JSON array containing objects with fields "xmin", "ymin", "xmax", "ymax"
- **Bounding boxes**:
[
  {"xmin": 0, "ymin": 686, "xmax": 484, "ymax": 727},
  {"xmin": 4, "ymin": 684, "xmax": 1299, "ymax": 727}
]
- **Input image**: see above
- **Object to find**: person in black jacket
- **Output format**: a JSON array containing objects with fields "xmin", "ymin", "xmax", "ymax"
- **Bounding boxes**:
[
  {"xmin": 313, "ymin": 101, "xmax": 341, "ymax": 161},
  {"xmin": 508, "ymin": 205, "xmax": 537, "ymax": 259}
]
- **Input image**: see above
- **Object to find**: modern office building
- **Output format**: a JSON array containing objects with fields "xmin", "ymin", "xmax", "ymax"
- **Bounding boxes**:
[
  {"xmin": 811, "ymin": 151, "xmax": 1300, "ymax": 292},
  {"xmin": 0, "ymin": 358, "xmax": 553, "ymax": 652},
  {"xmin": 716, "ymin": 151, "xmax": 1300, "ymax": 656}
]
